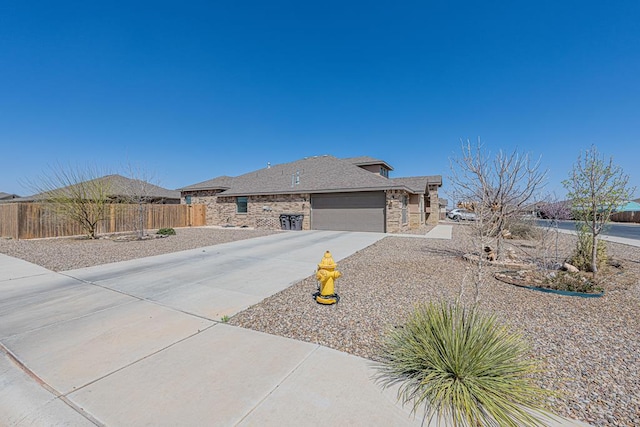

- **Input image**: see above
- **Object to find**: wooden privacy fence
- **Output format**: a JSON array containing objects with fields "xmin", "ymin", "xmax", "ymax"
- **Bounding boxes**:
[
  {"xmin": 611, "ymin": 211, "xmax": 640, "ymax": 223},
  {"xmin": 0, "ymin": 203, "xmax": 206, "ymax": 239}
]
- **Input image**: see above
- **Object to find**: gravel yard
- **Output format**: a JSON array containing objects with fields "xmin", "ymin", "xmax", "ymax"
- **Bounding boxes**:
[
  {"xmin": 1, "ymin": 225, "xmax": 639, "ymax": 426},
  {"xmin": 230, "ymin": 226, "xmax": 640, "ymax": 427},
  {"xmin": 0, "ymin": 227, "xmax": 279, "ymax": 271}
]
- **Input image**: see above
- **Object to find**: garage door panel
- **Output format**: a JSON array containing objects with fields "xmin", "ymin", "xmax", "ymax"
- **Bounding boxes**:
[{"xmin": 311, "ymin": 192, "xmax": 385, "ymax": 232}]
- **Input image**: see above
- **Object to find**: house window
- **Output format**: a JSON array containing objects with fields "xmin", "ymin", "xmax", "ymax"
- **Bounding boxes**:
[
  {"xmin": 236, "ymin": 196, "xmax": 248, "ymax": 213},
  {"xmin": 185, "ymin": 195, "xmax": 192, "ymax": 205},
  {"xmin": 380, "ymin": 167, "xmax": 389, "ymax": 178}
]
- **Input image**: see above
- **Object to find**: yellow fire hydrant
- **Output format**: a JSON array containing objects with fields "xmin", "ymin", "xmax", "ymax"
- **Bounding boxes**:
[{"xmin": 315, "ymin": 251, "xmax": 341, "ymax": 305}]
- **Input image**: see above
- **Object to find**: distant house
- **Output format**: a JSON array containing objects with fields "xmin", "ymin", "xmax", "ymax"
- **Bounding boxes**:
[
  {"xmin": 14, "ymin": 175, "xmax": 181, "ymax": 204},
  {"xmin": 180, "ymin": 155, "xmax": 442, "ymax": 233},
  {"xmin": 611, "ymin": 200, "xmax": 640, "ymax": 223},
  {"xmin": 617, "ymin": 201, "xmax": 640, "ymax": 212},
  {"xmin": 438, "ymin": 198, "xmax": 449, "ymax": 220},
  {"xmin": 0, "ymin": 192, "xmax": 20, "ymax": 202}
]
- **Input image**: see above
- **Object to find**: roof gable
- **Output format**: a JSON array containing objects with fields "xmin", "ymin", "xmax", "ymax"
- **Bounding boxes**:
[{"xmin": 391, "ymin": 176, "xmax": 443, "ymax": 193}]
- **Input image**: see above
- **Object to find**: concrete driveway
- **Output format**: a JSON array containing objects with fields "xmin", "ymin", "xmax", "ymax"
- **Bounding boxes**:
[
  {"xmin": 1, "ymin": 230, "xmax": 429, "ymax": 426},
  {"xmin": 0, "ymin": 229, "xmax": 587, "ymax": 426}
]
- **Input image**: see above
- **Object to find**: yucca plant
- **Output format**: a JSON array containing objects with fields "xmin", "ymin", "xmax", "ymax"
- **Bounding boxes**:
[{"xmin": 375, "ymin": 301, "xmax": 552, "ymax": 426}]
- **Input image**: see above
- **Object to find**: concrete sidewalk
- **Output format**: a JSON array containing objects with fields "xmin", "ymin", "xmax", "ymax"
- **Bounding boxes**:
[
  {"xmin": 425, "ymin": 224, "xmax": 453, "ymax": 239},
  {"xmin": 391, "ymin": 224, "xmax": 453, "ymax": 240},
  {"xmin": 556, "ymin": 228, "xmax": 640, "ymax": 247},
  {"xmin": 1, "ymin": 230, "xmax": 587, "ymax": 426}
]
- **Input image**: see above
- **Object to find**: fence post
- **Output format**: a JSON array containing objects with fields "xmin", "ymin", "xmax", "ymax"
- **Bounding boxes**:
[
  {"xmin": 11, "ymin": 203, "xmax": 19, "ymax": 240},
  {"xmin": 17, "ymin": 203, "xmax": 25, "ymax": 240}
]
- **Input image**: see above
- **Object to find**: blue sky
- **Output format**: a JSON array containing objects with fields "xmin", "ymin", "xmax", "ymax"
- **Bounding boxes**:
[{"xmin": 1, "ymin": 1, "xmax": 639, "ymax": 201}]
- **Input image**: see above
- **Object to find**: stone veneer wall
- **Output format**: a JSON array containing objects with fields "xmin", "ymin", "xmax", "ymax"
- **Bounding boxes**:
[
  {"xmin": 385, "ymin": 189, "xmax": 411, "ymax": 233},
  {"xmin": 184, "ymin": 189, "xmax": 437, "ymax": 233},
  {"xmin": 181, "ymin": 190, "xmax": 224, "ymax": 226},
  {"xmin": 216, "ymin": 194, "xmax": 310, "ymax": 230},
  {"xmin": 427, "ymin": 186, "xmax": 440, "ymax": 225}
]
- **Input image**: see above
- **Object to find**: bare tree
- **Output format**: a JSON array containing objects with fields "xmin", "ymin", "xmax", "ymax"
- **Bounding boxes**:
[
  {"xmin": 562, "ymin": 145, "xmax": 635, "ymax": 276},
  {"xmin": 449, "ymin": 139, "xmax": 547, "ymax": 262},
  {"xmin": 117, "ymin": 163, "xmax": 160, "ymax": 239},
  {"xmin": 29, "ymin": 164, "xmax": 112, "ymax": 239},
  {"xmin": 537, "ymin": 193, "xmax": 571, "ymax": 268}
]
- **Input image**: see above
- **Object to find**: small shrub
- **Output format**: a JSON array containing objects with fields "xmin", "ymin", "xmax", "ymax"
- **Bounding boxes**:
[
  {"xmin": 544, "ymin": 271, "xmax": 603, "ymax": 294},
  {"xmin": 569, "ymin": 226, "xmax": 607, "ymax": 272},
  {"xmin": 157, "ymin": 228, "xmax": 176, "ymax": 236},
  {"xmin": 375, "ymin": 301, "xmax": 551, "ymax": 426},
  {"xmin": 220, "ymin": 315, "xmax": 230, "ymax": 323},
  {"xmin": 506, "ymin": 218, "xmax": 541, "ymax": 240}
]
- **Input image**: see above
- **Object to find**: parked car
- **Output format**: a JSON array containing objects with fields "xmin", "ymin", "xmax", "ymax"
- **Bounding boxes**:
[{"xmin": 447, "ymin": 208, "xmax": 476, "ymax": 221}]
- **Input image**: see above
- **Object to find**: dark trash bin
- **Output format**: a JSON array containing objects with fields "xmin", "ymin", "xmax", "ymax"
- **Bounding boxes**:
[
  {"xmin": 280, "ymin": 214, "xmax": 291, "ymax": 230},
  {"xmin": 291, "ymin": 214, "xmax": 304, "ymax": 230}
]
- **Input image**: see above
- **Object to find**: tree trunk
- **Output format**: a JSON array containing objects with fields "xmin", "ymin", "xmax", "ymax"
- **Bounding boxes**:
[{"xmin": 591, "ymin": 218, "xmax": 598, "ymax": 277}]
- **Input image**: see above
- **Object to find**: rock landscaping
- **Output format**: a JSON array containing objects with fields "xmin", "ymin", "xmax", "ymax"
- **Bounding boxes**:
[
  {"xmin": 0, "ymin": 227, "xmax": 278, "ymax": 271},
  {"xmin": 1, "ymin": 225, "xmax": 638, "ymax": 426},
  {"xmin": 231, "ymin": 227, "xmax": 640, "ymax": 427}
]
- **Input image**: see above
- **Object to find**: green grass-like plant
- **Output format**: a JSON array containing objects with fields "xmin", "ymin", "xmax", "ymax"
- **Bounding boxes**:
[
  {"xmin": 376, "ymin": 301, "xmax": 552, "ymax": 427},
  {"xmin": 157, "ymin": 227, "xmax": 176, "ymax": 236}
]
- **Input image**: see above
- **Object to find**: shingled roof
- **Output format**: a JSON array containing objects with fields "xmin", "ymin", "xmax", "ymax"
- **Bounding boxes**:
[
  {"xmin": 17, "ymin": 175, "xmax": 180, "ymax": 202},
  {"xmin": 0, "ymin": 192, "xmax": 20, "ymax": 201},
  {"xmin": 181, "ymin": 155, "xmax": 441, "ymax": 197},
  {"xmin": 391, "ymin": 176, "xmax": 443, "ymax": 194},
  {"xmin": 179, "ymin": 176, "xmax": 235, "ymax": 191},
  {"xmin": 344, "ymin": 156, "xmax": 394, "ymax": 171},
  {"xmin": 220, "ymin": 155, "xmax": 403, "ymax": 196}
]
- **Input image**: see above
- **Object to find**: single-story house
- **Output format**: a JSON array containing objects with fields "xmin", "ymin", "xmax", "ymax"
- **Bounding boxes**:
[
  {"xmin": 0, "ymin": 192, "xmax": 20, "ymax": 202},
  {"xmin": 179, "ymin": 155, "xmax": 442, "ymax": 233},
  {"xmin": 14, "ymin": 175, "xmax": 181, "ymax": 204}
]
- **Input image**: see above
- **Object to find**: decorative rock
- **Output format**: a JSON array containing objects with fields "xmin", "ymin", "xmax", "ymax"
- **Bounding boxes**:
[
  {"xmin": 506, "ymin": 248, "xmax": 518, "ymax": 260},
  {"xmin": 563, "ymin": 262, "xmax": 579, "ymax": 273}
]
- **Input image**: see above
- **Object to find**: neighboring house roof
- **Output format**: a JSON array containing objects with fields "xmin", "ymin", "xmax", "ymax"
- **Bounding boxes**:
[
  {"xmin": 16, "ymin": 175, "xmax": 180, "ymax": 202},
  {"xmin": 391, "ymin": 176, "xmax": 442, "ymax": 194},
  {"xmin": 617, "ymin": 201, "xmax": 640, "ymax": 212},
  {"xmin": 182, "ymin": 155, "xmax": 441, "ymax": 197},
  {"xmin": 345, "ymin": 156, "xmax": 394, "ymax": 171},
  {"xmin": 101, "ymin": 175, "xmax": 181, "ymax": 200},
  {"xmin": 0, "ymin": 192, "xmax": 20, "ymax": 201}
]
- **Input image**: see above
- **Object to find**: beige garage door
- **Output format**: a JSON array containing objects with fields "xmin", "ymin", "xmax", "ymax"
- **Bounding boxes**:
[{"xmin": 311, "ymin": 192, "xmax": 386, "ymax": 232}]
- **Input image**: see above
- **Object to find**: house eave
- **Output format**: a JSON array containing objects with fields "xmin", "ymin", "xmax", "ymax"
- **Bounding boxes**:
[{"xmin": 218, "ymin": 185, "xmax": 415, "ymax": 197}]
